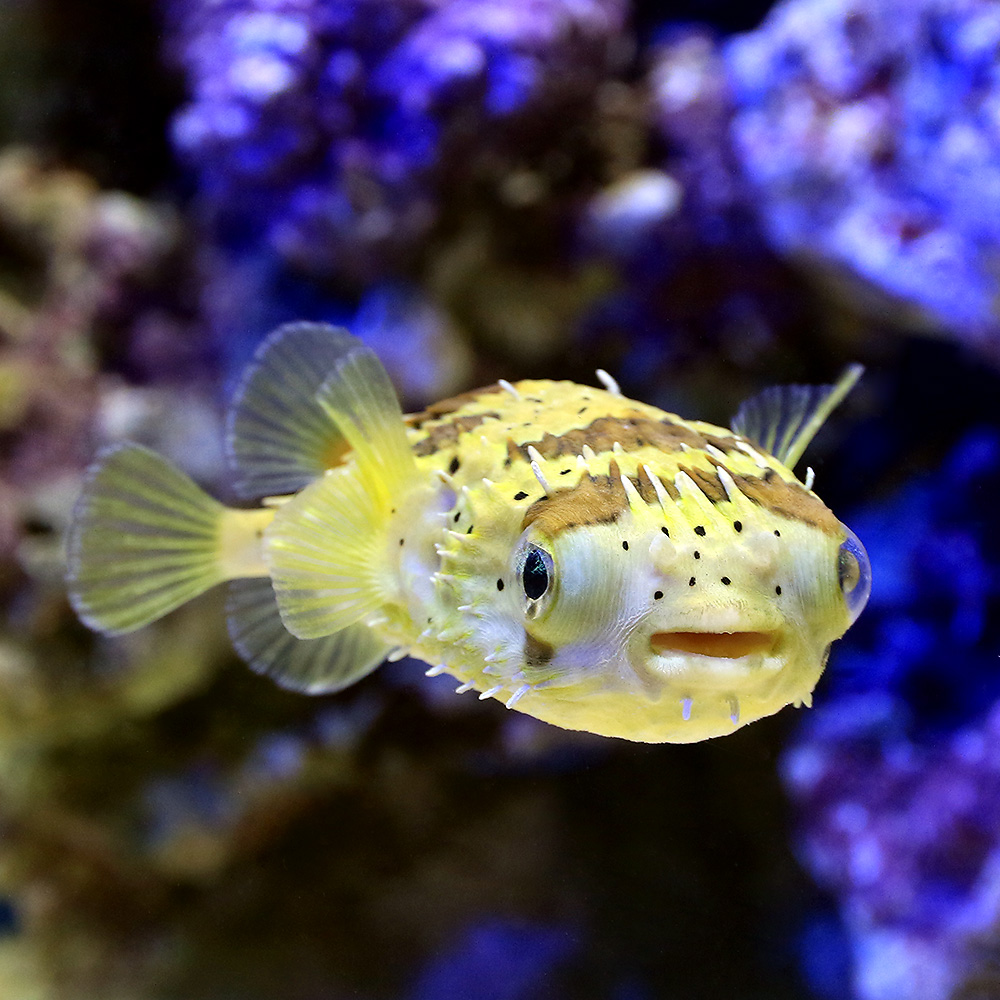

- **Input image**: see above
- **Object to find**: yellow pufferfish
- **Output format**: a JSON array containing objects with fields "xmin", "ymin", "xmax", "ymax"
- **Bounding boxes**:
[{"xmin": 67, "ymin": 323, "xmax": 871, "ymax": 743}]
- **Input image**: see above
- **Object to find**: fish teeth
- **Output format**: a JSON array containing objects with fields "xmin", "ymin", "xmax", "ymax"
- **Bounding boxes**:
[
  {"xmin": 804, "ymin": 466, "xmax": 815, "ymax": 490},
  {"xmin": 424, "ymin": 664, "xmax": 447, "ymax": 677},
  {"xmin": 728, "ymin": 696, "xmax": 740, "ymax": 725},
  {"xmin": 681, "ymin": 697, "xmax": 692, "ymax": 721},
  {"xmin": 705, "ymin": 444, "xmax": 728, "ymax": 463},
  {"xmin": 455, "ymin": 681, "xmax": 475, "ymax": 694},
  {"xmin": 436, "ymin": 626, "xmax": 467, "ymax": 643},
  {"xmin": 482, "ymin": 665, "xmax": 500, "ymax": 676},
  {"xmin": 386, "ymin": 647, "xmax": 409, "ymax": 662},
  {"xmin": 479, "ymin": 685, "xmax": 503, "ymax": 700},
  {"xmin": 498, "ymin": 379, "xmax": 521, "ymax": 399}
]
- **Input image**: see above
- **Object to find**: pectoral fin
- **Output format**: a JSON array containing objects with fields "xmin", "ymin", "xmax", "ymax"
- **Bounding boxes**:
[{"xmin": 264, "ymin": 337, "xmax": 416, "ymax": 639}]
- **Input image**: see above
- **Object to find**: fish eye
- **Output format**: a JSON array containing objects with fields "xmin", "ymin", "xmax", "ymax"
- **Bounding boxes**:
[
  {"xmin": 521, "ymin": 545, "xmax": 553, "ymax": 601},
  {"xmin": 837, "ymin": 524, "xmax": 871, "ymax": 625}
]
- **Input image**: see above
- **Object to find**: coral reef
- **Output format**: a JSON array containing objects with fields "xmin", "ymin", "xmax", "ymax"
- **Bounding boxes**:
[
  {"xmin": 783, "ymin": 415, "xmax": 1000, "ymax": 1000},
  {"xmin": 727, "ymin": 0, "xmax": 1000, "ymax": 349},
  {"xmin": 3, "ymin": 0, "xmax": 1000, "ymax": 998},
  {"xmin": 166, "ymin": 0, "xmax": 630, "ymax": 283}
]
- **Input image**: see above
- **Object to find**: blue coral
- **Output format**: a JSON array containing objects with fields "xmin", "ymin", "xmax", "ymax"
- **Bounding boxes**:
[
  {"xmin": 721, "ymin": 0, "xmax": 1000, "ymax": 339},
  {"xmin": 783, "ymin": 425, "xmax": 1000, "ymax": 998},
  {"xmin": 166, "ymin": 0, "xmax": 627, "ymax": 281}
]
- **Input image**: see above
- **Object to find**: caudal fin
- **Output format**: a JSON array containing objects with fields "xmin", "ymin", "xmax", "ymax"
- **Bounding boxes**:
[{"xmin": 66, "ymin": 443, "xmax": 232, "ymax": 635}]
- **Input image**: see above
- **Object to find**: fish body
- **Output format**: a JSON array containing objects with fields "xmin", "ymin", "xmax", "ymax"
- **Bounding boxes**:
[{"xmin": 67, "ymin": 324, "xmax": 870, "ymax": 743}]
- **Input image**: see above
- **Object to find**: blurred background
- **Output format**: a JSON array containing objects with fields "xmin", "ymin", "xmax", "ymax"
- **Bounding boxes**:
[{"xmin": 2, "ymin": 0, "xmax": 1000, "ymax": 997}]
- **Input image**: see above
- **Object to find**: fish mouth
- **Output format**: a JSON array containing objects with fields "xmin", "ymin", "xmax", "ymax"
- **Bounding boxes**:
[{"xmin": 649, "ymin": 631, "xmax": 777, "ymax": 659}]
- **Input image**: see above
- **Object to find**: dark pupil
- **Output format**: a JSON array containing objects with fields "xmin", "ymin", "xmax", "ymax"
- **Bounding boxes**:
[
  {"xmin": 522, "ymin": 549, "xmax": 549, "ymax": 600},
  {"xmin": 838, "ymin": 549, "xmax": 860, "ymax": 594}
]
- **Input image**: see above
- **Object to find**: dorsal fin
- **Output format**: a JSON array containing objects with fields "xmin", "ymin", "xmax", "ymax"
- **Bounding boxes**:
[
  {"xmin": 264, "ymin": 338, "xmax": 417, "ymax": 639},
  {"xmin": 225, "ymin": 322, "xmax": 359, "ymax": 500},
  {"xmin": 731, "ymin": 364, "xmax": 863, "ymax": 469},
  {"xmin": 226, "ymin": 578, "xmax": 389, "ymax": 693}
]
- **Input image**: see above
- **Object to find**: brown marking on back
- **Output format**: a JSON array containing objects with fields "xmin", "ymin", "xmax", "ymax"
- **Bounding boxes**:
[
  {"xmin": 524, "ymin": 630, "xmax": 555, "ymax": 668},
  {"xmin": 634, "ymin": 465, "xmax": 661, "ymax": 505},
  {"xmin": 406, "ymin": 384, "xmax": 503, "ymax": 428},
  {"xmin": 733, "ymin": 472, "xmax": 841, "ymax": 533},
  {"xmin": 678, "ymin": 464, "xmax": 728, "ymax": 503},
  {"xmin": 412, "ymin": 413, "xmax": 498, "ymax": 457},
  {"xmin": 519, "ymin": 416, "xmax": 740, "ymax": 463},
  {"xmin": 521, "ymin": 471, "xmax": 628, "ymax": 535}
]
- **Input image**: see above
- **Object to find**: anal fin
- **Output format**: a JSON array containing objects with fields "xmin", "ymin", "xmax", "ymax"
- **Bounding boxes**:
[{"xmin": 227, "ymin": 578, "xmax": 389, "ymax": 694}]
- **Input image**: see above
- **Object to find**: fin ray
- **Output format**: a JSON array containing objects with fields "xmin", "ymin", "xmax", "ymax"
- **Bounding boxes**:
[
  {"xmin": 227, "ymin": 578, "xmax": 389, "ymax": 693},
  {"xmin": 67, "ymin": 444, "xmax": 228, "ymax": 634},
  {"xmin": 731, "ymin": 365, "xmax": 863, "ymax": 470},
  {"xmin": 266, "ymin": 339, "xmax": 417, "ymax": 639},
  {"xmin": 226, "ymin": 322, "xmax": 360, "ymax": 499}
]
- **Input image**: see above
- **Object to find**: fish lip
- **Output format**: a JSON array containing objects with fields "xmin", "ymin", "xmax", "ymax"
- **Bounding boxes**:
[{"xmin": 648, "ymin": 630, "xmax": 778, "ymax": 660}]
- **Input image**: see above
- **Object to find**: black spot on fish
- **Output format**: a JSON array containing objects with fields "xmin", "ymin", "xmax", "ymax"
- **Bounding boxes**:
[
  {"xmin": 721, "ymin": 577, "xmax": 731, "ymax": 585},
  {"xmin": 689, "ymin": 577, "xmax": 696, "ymax": 586},
  {"xmin": 694, "ymin": 551, "xmax": 700, "ymax": 560},
  {"xmin": 661, "ymin": 527, "xmax": 669, "ymax": 537},
  {"xmin": 774, "ymin": 529, "xmax": 781, "ymax": 537},
  {"xmin": 733, "ymin": 520, "xmax": 742, "ymax": 532},
  {"xmin": 694, "ymin": 525, "xmax": 706, "ymax": 537},
  {"xmin": 448, "ymin": 456, "xmax": 461, "ymax": 474},
  {"xmin": 514, "ymin": 491, "xmax": 528, "ymax": 501},
  {"xmin": 622, "ymin": 540, "xmax": 629, "ymax": 551},
  {"xmin": 497, "ymin": 579, "xmax": 505, "ymax": 591},
  {"xmin": 453, "ymin": 511, "xmax": 461, "ymax": 522},
  {"xmin": 654, "ymin": 591, "xmax": 663, "ymax": 600},
  {"xmin": 775, "ymin": 585, "xmax": 782, "ymax": 595}
]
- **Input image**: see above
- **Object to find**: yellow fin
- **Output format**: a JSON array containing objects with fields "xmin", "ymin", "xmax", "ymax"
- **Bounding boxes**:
[
  {"xmin": 227, "ymin": 578, "xmax": 389, "ymax": 693},
  {"xmin": 66, "ymin": 444, "xmax": 230, "ymax": 634},
  {"xmin": 314, "ymin": 339, "xmax": 415, "ymax": 497},
  {"xmin": 265, "ymin": 338, "xmax": 416, "ymax": 639},
  {"xmin": 225, "ymin": 322, "xmax": 358, "ymax": 499},
  {"xmin": 731, "ymin": 364, "xmax": 863, "ymax": 469}
]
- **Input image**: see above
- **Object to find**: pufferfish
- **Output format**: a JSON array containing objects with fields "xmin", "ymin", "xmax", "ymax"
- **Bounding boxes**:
[{"xmin": 66, "ymin": 323, "xmax": 871, "ymax": 743}]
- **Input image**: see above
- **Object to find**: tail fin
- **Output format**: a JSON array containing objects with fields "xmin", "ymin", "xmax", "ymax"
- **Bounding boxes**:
[{"xmin": 67, "ymin": 444, "xmax": 247, "ymax": 635}]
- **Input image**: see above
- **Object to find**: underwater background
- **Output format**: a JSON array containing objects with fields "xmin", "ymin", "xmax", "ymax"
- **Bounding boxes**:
[{"xmin": 2, "ymin": 0, "xmax": 1000, "ymax": 997}]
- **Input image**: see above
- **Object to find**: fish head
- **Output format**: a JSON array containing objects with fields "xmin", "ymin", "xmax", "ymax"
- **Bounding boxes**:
[{"xmin": 486, "ymin": 483, "xmax": 871, "ymax": 743}]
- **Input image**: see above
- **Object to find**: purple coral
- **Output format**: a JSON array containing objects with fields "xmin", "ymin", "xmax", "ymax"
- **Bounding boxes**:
[
  {"xmin": 785, "ymin": 696, "xmax": 1000, "ymax": 1000},
  {"xmin": 782, "ymin": 423, "xmax": 1000, "ymax": 998},
  {"xmin": 166, "ymin": 0, "xmax": 627, "ymax": 282},
  {"xmin": 721, "ymin": 0, "xmax": 1000, "ymax": 345}
]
